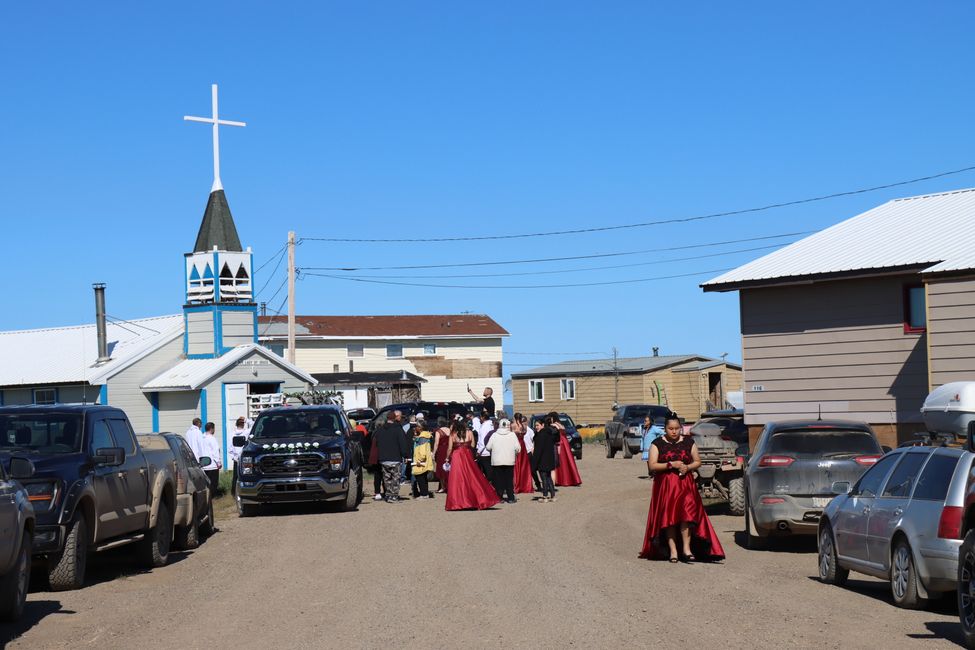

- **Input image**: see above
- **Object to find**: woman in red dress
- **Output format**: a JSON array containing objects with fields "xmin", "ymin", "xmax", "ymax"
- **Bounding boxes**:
[
  {"xmin": 432, "ymin": 416, "xmax": 451, "ymax": 493},
  {"xmin": 511, "ymin": 414, "xmax": 534, "ymax": 494},
  {"xmin": 550, "ymin": 412, "xmax": 581, "ymax": 487},
  {"xmin": 445, "ymin": 420, "xmax": 501, "ymax": 511},
  {"xmin": 640, "ymin": 412, "xmax": 725, "ymax": 563}
]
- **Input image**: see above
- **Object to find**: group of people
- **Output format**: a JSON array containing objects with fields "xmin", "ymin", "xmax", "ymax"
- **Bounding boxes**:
[
  {"xmin": 182, "ymin": 417, "xmax": 225, "ymax": 495},
  {"xmin": 365, "ymin": 407, "xmax": 582, "ymax": 511}
]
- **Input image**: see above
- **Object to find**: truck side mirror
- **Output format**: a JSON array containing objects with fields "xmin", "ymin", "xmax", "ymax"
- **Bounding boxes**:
[
  {"xmin": 232, "ymin": 435, "xmax": 247, "ymax": 448},
  {"xmin": 8, "ymin": 457, "xmax": 34, "ymax": 480},
  {"xmin": 93, "ymin": 447, "xmax": 125, "ymax": 466}
]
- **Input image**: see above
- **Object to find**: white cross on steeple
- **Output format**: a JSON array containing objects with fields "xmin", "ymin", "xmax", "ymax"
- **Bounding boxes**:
[{"xmin": 184, "ymin": 84, "xmax": 246, "ymax": 192}]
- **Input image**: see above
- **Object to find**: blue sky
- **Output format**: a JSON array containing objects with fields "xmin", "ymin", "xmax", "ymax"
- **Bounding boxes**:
[{"xmin": 2, "ymin": 2, "xmax": 974, "ymax": 383}]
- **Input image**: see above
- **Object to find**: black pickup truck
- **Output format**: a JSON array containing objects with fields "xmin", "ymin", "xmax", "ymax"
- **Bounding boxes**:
[
  {"xmin": 0, "ymin": 405, "xmax": 179, "ymax": 590},
  {"xmin": 234, "ymin": 405, "xmax": 364, "ymax": 517}
]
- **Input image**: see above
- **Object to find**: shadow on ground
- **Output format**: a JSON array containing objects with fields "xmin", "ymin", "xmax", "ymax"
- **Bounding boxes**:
[{"xmin": 0, "ymin": 600, "xmax": 74, "ymax": 645}]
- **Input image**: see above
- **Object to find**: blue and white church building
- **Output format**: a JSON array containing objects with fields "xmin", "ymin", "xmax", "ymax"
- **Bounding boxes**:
[{"xmin": 0, "ymin": 85, "xmax": 315, "ymax": 467}]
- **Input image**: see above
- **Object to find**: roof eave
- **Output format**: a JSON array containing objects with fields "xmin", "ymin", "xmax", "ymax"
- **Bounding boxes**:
[{"xmin": 701, "ymin": 263, "xmax": 932, "ymax": 293}]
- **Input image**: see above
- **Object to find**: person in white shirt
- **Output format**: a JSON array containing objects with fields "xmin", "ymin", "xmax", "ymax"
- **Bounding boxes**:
[
  {"xmin": 485, "ymin": 419, "xmax": 521, "ymax": 503},
  {"xmin": 183, "ymin": 418, "xmax": 206, "ymax": 461},
  {"xmin": 474, "ymin": 410, "xmax": 496, "ymax": 482},
  {"xmin": 229, "ymin": 416, "xmax": 250, "ymax": 496},
  {"xmin": 201, "ymin": 422, "xmax": 222, "ymax": 496}
]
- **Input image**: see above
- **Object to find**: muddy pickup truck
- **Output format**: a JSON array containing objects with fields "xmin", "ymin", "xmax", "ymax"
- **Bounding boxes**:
[
  {"xmin": 605, "ymin": 404, "xmax": 671, "ymax": 458},
  {"xmin": 0, "ymin": 405, "xmax": 178, "ymax": 590}
]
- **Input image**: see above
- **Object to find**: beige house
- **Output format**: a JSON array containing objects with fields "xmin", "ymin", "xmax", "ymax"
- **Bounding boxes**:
[
  {"xmin": 259, "ymin": 314, "xmax": 507, "ymax": 408},
  {"xmin": 510, "ymin": 354, "xmax": 742, "ymax": 426},
  {"xmin": 703, "ymin": 187, "xmax": 975, "ymax": 448}
]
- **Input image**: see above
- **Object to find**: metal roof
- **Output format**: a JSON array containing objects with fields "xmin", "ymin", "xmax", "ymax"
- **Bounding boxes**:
[
  {"xmin": 258, "ymin": 314, "xmax": 509, "ymax": 339},
  {"xmin": 0, "ymin": 315, "xmax": 183, "ymax": 387},
  {"xmin": 141, "ymin": 344, "xmax": 316, "ymax": 391},
  {"xmin": 510, "ymin": 354, "xmax": 728, "ymax": 378},
  {"xmin": 703, "ymin": 187, "xmax": 975, "ymax": 291}
]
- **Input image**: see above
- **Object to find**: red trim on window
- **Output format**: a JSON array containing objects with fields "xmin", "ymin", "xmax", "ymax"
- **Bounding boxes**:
[{"xmin": 903, "ymin": 284, "xmax": 926, "ymax": 334}]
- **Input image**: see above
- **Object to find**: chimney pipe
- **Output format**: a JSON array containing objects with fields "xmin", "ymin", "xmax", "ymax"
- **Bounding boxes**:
[
  {"xmin": 652, "ymin": 347, "xmax": 659, "ymax": 357},
  {"xmin": 93, "ymin": 283, "xmax": 110, "ymax": 363}
]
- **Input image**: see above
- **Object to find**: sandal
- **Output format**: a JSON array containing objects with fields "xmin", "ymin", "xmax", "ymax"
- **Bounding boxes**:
[
  {"xmin": 683, "ymin": 554, "xmax": 696, "ymax": 563},
  {"xmin": 669, "ymin": 557, "xmax": 679, "ymax": 563}
]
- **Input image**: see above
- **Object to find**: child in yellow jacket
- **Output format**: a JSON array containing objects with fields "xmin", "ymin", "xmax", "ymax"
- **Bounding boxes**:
[{"xmin": 411, "ymin": 427, "xmax": 435, "ymax": 499}]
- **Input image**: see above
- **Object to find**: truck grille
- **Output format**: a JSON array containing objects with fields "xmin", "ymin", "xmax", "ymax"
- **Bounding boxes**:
[{"xmin": 260, "ymin": 453, "xmax": 323, "ymax": 474}]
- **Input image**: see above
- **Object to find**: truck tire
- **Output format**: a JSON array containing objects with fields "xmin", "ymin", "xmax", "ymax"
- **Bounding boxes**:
[
  {"xmin": 200, "ymin": 498, "xmax": 215, "ymax": 537},
  {"xmin": 0, "ymin": 531, "xmax": 31, "ymax": 621},
  {"xmin": 174, "ymin": 504, "xmax": 200, "ymax": 551},
  {"xmin": 236, "ymin": 494, "xmax": 259, "ymax": 518},
  {"xmin": 340, "ymin": 469, "xmax": 360, "ymax": 512},
  {"xmin": 140, "ymin": 500, "xmax": 173, "ymax": 569},
  {"xmin": 605, "ymin": 436, "xmax": 616, "ymax": 459},
  {"xmin": 48, "ymin": 514, "xmax": 88, "ymax": 591},
  {"xmin": 623, "ymin": 441, "xmax": 633, "ymax": 459},
  {"xmin": 728, "ymin": 477, "xmax": 746, "ymax": 516},
  {"xmin": 958, "ymin": 529, "xmax": 975, "ymax": 646}
]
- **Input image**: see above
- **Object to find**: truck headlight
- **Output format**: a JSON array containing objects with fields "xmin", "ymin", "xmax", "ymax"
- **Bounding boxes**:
[
  {"xmin": 241, "ymin": 456, "xmax": 255, "ymax": 475},
  {"xmin": 329, "ymin": 452, "xmax": 343, "ymax": 471},
  {"xmin": 25, "ymin": 481, "xmax": 59, "ymax": 510}
]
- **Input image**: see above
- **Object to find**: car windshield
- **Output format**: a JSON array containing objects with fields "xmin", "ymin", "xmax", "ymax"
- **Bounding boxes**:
[
  {"xmin": 0, "ymin": 413, "xmax": 84, "ymax": 454},
  {"xmin": 769, "ymin": 429, "xmax": 881, "ymax": 457},
  {"xmin": 560, "ymin": 415, "xmax": 576, "ymax": 429},
  {"xmin": 251, "ymin": 411, "xmax": 344, "ymax": 438},
  {"xmin": 690, "ymin": 422, "xmax": 723, "ymax": 437}
]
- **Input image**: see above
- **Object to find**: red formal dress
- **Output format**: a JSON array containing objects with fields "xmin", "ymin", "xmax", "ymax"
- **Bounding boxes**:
[
  {"xmin": 445, "ymin": 438, "xmax": 501, "ymax": 511},
  {"xmin": 434, "ymin": 428, "xmax": 450, "ymax": 489},
  {"xmin": 514, "ymin": 433, "xmax": 534, "ymax": 494},
  {"xmin": 555, "ymin": 430, "xmax": 582, "ymax": 487},
  {"xmin": 639, "ymin": 436, "xmax": 725, "ymax": 561}
]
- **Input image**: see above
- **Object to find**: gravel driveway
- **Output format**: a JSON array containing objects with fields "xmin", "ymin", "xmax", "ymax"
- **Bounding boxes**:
[{"xmin": 2, "ymin": 453, "xmax": 965, "ymax": 648}]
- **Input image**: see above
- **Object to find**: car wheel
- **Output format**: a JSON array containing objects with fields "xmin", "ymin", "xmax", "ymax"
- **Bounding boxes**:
[
  {"xmin": 0, "ymin": 531, "xmax": 31, "ymax": 621},
  {"xmin": 236, "ymin": 493, "xmax": 258, "ymax": 518},
  {"xmin": 891, "ymin": 539, "xmax": 926, "ymax": 609},
  {"xmin": 341, "ymin": 469, "xmax": 360, "ymax": 512},
  {"xmin": 605, "ymin": 437, "xmax": 616, "ymax": 459},
  {"xmin": 958, "ymin": 529, "xmax": 975, "ymax": 646},
  {"xmin": 48, "ymin": 513, "xmax": 88, "ymax": 591},
  {"xmin": 727, "ymin": 477, "xmax": 746, "ymax": 516},
  {"xmin": 174, "ymin": 503, "xmax": 200, "ymax": 551},
  {"xmin": 817, "ymin": 522, "xmax": 848, "ymax": 586},
  {"xmin": 200, "ymin": 497, "xmax": 215, "ymax": 537},
  {"xmin": 140, "ymin": 500, "xmax": 174, "ymax": 568}
]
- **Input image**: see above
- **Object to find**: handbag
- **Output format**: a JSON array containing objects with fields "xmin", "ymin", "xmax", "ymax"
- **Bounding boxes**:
[{"xmin": 442, "ymin": 461, "xmax": 451, "ymax": 472}]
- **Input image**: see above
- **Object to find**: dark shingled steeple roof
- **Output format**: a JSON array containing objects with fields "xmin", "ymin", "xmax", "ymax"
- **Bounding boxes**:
[{"xmin": 194, "ymin": 189, "xmax": 242, "ymax": 252}]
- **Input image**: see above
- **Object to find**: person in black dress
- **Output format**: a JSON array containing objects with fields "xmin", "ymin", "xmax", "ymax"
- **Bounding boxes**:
[{"xmin": 531, "ymin": 419, "xmax": 558, "ymax": 502}]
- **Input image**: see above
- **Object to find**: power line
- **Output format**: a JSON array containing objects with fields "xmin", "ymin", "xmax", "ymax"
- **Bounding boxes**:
[
  {"xmin": 301, "ymin": 268, "xmax": 730, "ymax": 290},
  {"xmin": 300, "ymin": 231, "xmax": 808, "ymax": 272},
  {"xmin": 254, "ymin": 243, "xmax": 288, "ymax": 273},
  {"xmin": 298, "ymin": 164, "xmax": 975, "ymax": 243},
  {"xmin": 328, "ymin": 242, "xmax": 788, "ymax": 280},
  {"xmin": 255, "ymin": 250, "xmax": 288, "ymax": 298},
  {"xmin": 263, "ymin": 276, "xmax": 288, "ymax": 305}
]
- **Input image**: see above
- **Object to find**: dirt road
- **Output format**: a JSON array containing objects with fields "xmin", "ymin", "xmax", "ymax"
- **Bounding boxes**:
[{"xmin": 2, "ymin": 452, "xmax": 965, "ymax": 648}]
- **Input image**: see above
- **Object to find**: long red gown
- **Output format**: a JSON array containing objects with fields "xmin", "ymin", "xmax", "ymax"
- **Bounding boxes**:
[
  {"xmin": 555, "ymin": 430, "xmax": 582, "ymax": 487},
  {"xmin": 639, "ymin": 436, "xmax": 725, "ymax": 561},
  {"xmin": 514, "ymin": 434, "xmax": 534, "ymax": 494},
  {"xmin": 445, "ymin": 438, "xmax": 501, "ymax": 511},
  {"xmin": 433, "ymin": 428, "xmax": 450, "ymax": 490}
]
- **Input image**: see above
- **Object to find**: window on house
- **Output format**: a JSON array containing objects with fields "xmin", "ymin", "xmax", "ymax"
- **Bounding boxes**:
[
  {"xmin": 33, "ymin": 388, "xmax": 56, "ymax": 405},
  {"xmin": 423, "ymin": 343, "xmax": 437, "ymax": 355},
  {"xmin": 529, "ymin": 380, "xmax": 544, "ymax": 402},
  {"xmin": 904, "ymin": 285, "xmax": 926, "ymax": 333},
  {"xmin": 347, "ymin": 344, "xmax": 364, "ymax": 358},
  {"xmin": 333, "ymin": 364, "xmax": 340, "ymax": 373},
  {"xmin": 386, "ymin": 344, "xmax": 404, "ymax": 359},
  {"xmin": 267, "ymin": 344, "xmax": 285, "ymax": 358},
  {"xmin": 560, "ymin": 378, "xmax": 576, "ymax": 400}
]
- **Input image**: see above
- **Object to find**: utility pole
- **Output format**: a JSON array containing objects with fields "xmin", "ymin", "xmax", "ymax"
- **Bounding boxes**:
[
  {"xmin": 287, "ymin": 231, "xmax": 296, "ymax": 364},
  {"xmin": 612, "ymin": 346, "xmax": 619, "ymax": 407}
]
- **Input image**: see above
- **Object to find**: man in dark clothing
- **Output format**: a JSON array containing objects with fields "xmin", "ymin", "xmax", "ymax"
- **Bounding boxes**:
[
  {"xmin": 375, "ymin": 410, "xmax": 410, "ymax": 502},
  {"xmin": 468, "ymin": 385, "xmax": 496, "ymax": 418}
]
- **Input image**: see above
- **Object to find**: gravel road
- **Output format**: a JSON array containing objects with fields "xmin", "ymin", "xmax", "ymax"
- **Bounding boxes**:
[{"xmin": 2, "ymin": 452, "xmax": 965, "ymax": 648}]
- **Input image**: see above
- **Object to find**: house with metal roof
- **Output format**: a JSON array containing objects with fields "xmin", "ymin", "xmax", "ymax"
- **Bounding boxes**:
[
  {"xmin": 703, "ymin": 186, "xmax": 975, "ymax": 447},
  {"xmin": 510, "ymin": 353, "xmax": 742, "ymax": 425},
  {"xmin": 0, "ymin": 95, "xmax": 316, "ymax": 466},
  {"xmin": 259, "ymin": 314, "xmax": 508, "ymax": 408}
]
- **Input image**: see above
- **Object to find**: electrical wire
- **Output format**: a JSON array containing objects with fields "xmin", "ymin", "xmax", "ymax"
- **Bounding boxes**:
[
  {"xmin": 298, "ymin": 164, "xmax": 975, "ymax": 243},
  {"xmin": 254, "ymin": 243, "xmax": 288, "ymax": 273},
  {"xmin": 255, "ymin": 253, "xmax": 288, "ymax": 298},
  {"xmin": 300, "ymin": 231, "xmax": 808, "ymax": 272},
  {"xmin": 262, "ymin": 276, "xmax": 288, "ymax": 306},
  {"xmin": 301, "ymin": 268, "xmax": 730, "ymax": 289}
]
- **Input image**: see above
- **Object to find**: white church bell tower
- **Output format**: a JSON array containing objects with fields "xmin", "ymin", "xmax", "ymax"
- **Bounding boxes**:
[{"xmin": 182, "ymin": 84, "xmax": 258, "ymax": 359}]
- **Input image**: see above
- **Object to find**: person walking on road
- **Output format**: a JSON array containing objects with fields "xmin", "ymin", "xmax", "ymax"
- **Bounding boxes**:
[
  {"xmin": 411, "ymin": 422, "xmax": 435, "ymax": 499},
  {"xmin": 201, "ymin": 421, "xmax": 222, "ymax": 496},
  {"xmin": 531, "ymin": 418, "xmax": 558, "ymax": 502},
  {"xmin": 551, "ymin": 411, "xmax": 581, "ymax": 487},
  {"xmin": 486, "ymin": 418, "xmax": 520, "ymax": 503},
  {"xmin": 640, "ymin": 411, "xmax": 725, "ymax": 563},
  {"xmin": 375, "ymin": 410, "xmax": 410, "ymax": 503},
  {"xmin": 512, "ymin": 413, "xmax": 535, "ymax": 494},
  {"xmin": 445, "ymin": 420, "xmax": 501, "ymax": 511}
]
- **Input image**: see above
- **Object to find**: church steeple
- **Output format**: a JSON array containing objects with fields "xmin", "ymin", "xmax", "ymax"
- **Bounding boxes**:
[{"xmin": 181, "ymin": 84, "xmax": 257, "ymax": 359}]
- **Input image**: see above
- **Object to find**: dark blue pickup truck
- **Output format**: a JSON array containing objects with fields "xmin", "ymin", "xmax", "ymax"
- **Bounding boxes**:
[
  {"xmin": 0, "ymin": 405, "xmax": 179, "ymax": 590},
  {"xmin": 234, "ymin": 405, "xmax": 363, "ymax": 517}
]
